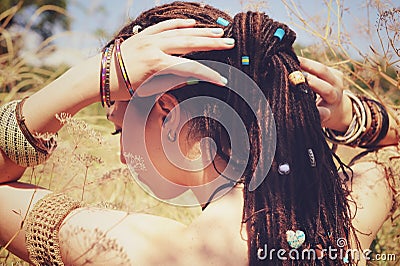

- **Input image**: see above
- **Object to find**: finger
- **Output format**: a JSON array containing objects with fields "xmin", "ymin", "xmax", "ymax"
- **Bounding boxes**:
[
  {"xmin": 298, "ymin": 56, "xmax": 338, "ymax": 85},
  {"xmin": 156, "ymin": 27, "xmax": 224, "ymax": 39},
  {"xmin": 135, "ymin": 74, "xmax": 192, "ymax": 97},
  {"xmin": 306, "ymin": 73, "xmax": 339, "ymax": 104},
  {"xmin": 159, "ymin": 36, "xmax": 235, "ymax": 54},
  {"xmin": 162, "ymin": 56, "xmax": 227, "ymax": 86},
  {"xmin": 140, "ymin": 19, "xmax": 196, "ymax": 35}
]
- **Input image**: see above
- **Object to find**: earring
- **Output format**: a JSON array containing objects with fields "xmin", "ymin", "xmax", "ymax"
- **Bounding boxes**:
[{"xmin": 167, "ymin": 130, "xmax": 176, "ymax": 142}]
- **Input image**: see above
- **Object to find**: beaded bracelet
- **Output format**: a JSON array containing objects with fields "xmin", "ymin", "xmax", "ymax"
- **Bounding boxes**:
[
  {"xmin": 361, "ymin": 99, "xmax": 389, "ymax": 148},
  {"xmin": 114, "ymin": 38, "xmax": 135, "ymax": 96},
  {"xmin": 100, "ymin": 44, "xmax": 114, "ymax": 107},
  {"xmin": 359, "ymin": 98, "xmax": 378, "ymax": 147}
]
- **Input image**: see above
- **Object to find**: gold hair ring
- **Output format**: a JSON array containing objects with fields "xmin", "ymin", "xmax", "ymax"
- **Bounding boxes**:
[{"xmin": 288, "ymin": 71, "xmax": 306, "ymax": 86}]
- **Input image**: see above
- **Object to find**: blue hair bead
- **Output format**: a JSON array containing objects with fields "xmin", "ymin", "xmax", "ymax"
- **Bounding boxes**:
[
  {"xmin": 242, "ymin": 56, "xmax": 250, "ymax": 65},
  {"xmin": 273, "ymin": 28, "xmax": 285, "ymax": 41},
  {"xmin": 216, "ymin": 17, "xmax": 230, "ymax": 27}
]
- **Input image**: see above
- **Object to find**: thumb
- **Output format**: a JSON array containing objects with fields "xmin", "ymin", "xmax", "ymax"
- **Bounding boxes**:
[{"xmin": 317, "ymin": 106, "xmax": 331, "ymax": 126}]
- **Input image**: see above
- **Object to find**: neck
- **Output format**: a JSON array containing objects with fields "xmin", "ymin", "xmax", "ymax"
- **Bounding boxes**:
[{"xmin": 191, "ymin": 157, "xmax": 240, "ymax": 209}]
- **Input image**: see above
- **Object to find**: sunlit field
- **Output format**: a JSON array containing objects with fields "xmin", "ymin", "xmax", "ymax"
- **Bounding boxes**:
[{"xmin": 0, "ymin": 0, "xmax": 399, "ymax": 265}]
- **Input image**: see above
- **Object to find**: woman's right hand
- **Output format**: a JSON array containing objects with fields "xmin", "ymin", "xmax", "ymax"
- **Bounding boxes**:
[
  {"xmin": 110, "ymin": 19, "xmax": 235, "ymax": 100},
  {"xmin": 298, "ymin": 56, "xmax": 353, "ymax": 132}
]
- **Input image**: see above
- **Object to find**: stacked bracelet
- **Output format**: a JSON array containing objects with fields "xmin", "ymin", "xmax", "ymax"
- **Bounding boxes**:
[
  {"xmin": 114, "ymin": 38, "xmax": 135, "ymax": 96},
  {"xmin": 323, "ymin": 91, "xmax": 390, "ymax": 149},
  {"xmin": 324, "ymin": 90, "xmax": 367, "ymax": 146},
  {"xmin": 0, "ymin": 99, "xmax": 56, "ymax": 167},
  {"xmin": 100, "ymin": 44, "xmax": 115, "ymax": 107},
  {"xmin": 99, "ymin": 39, "xmax": 135, "ymax": 108}
]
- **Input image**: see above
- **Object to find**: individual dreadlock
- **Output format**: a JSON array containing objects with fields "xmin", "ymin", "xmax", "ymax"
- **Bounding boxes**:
[{"xmin": 110, "ymin": 2, "xmax": 360, "ymax": 265}]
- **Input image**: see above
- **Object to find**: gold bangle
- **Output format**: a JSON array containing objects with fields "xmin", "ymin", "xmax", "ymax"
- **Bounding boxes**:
[
  {"xmin": 25, "ymin": 193, "xmax": 84, "ymax": 266},
  {"xmin": 0, "ymin": 99, "xmax": 56, "ymax": 167}
]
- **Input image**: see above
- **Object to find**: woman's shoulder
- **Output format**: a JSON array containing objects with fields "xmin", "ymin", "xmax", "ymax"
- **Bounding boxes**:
[{"xmin": 58, "ymin": 191, "xmax": 248, "ymax": 265}]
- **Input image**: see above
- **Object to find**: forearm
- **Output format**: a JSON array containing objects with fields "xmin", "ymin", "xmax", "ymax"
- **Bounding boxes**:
[
  {"xmin": 23, "ymin": 54, "xmax": 101, "ymax": 134},
  {"xmin": 0, "ymin": 55, "xmax": 101, "ymax": 183}
]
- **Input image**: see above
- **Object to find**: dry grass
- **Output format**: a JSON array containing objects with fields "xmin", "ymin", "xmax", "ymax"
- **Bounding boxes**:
[{"xmin": 0, "ymin": 0, "xmax": 399, "ymax": 265}]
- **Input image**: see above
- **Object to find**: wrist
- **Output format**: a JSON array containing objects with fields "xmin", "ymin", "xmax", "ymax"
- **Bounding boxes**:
[{"xmin": 334, "ymin": 93, "xmax": 354, "ymax": 132}]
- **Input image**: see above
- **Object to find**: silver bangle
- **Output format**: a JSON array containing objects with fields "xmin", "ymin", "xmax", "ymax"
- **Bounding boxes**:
[{"xmin": 323, "ymin": 90, "xmax": 367, "ymax": 146}]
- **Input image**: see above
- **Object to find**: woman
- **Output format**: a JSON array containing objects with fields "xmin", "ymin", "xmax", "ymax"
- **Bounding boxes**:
[{"xmin": 0, "ymin": 2, "xmax": 398, "ymax": 265}]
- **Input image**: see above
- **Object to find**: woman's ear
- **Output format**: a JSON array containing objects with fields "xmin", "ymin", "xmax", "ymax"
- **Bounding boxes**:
[{"xmin": 156, "ymin": 93, "xmax": 180, "ymax": 128}]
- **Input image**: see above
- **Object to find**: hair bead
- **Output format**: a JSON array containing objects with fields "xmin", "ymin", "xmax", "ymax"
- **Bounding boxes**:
[
  {"xmin": 242, "ymin": 56, "xmax": 250, "ymax": 65},
  {"xmin": 307, "ymin": 148, "xmax": 317, "ymax": 167},
  {"xmin": 288, "ymin": 71, "xmax": 306, "ymax": 86},
  {"xmin": 216, "ymin": 17, "xmax": 230, "ymax": 26},
  {"xmin": 132, "ymin": 25, "xmax": 142, "ymax": 34},
  {"xmin": 278, "ymin": 163, "xmax": 290, "ymax": 175},
  {"xmin": 273, "ymin": 28, "xmax": 285, "ymax": 41}
]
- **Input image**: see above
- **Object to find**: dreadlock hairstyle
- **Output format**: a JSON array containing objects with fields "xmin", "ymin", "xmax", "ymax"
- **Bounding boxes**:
[{"xmin": 110, "ymin": 2, "xmax": 359, "ymax": 265}]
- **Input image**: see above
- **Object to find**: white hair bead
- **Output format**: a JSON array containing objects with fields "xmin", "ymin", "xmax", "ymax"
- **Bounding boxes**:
[{"xmin": 278, "ymin": 163, "xmax": 290, "ymax": 175}]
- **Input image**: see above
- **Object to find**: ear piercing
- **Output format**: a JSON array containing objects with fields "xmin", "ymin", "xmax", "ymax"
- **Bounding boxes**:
[{"xmin": 167, "ymin": 130, "xmax": 177, "ymax": 142}]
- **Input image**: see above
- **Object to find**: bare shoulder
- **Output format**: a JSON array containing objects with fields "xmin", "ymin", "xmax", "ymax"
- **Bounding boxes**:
[
  {"xmin": 59, "ymin": 207, "xmax": 186, "ymax": 265},
  {"xmin": 59, "ymin": 188, "xmax": 247, "ymax": 266}
]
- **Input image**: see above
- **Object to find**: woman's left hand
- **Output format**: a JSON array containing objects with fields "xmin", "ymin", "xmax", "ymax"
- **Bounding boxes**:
[{"xmin": 298, "ymin": 56, "xmax": 353, "ymax": 132}]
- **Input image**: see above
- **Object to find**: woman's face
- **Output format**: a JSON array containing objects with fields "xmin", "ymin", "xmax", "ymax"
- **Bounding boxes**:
[{"xmin": 106, "ymin": 99, "xmax": 212, "ymax": 199}]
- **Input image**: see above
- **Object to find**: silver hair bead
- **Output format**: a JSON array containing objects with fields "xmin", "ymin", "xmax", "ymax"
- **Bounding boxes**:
[{"xmin": 278, "ymin": 163, "xmax": 290, "ymax": 175}]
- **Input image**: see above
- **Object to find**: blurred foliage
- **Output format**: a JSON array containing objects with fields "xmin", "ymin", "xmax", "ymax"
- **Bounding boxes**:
[
  {"xmin": 0, "ymin": 1, "xmax": 69, "ymax": 102},
  {"xmin": 0, "ymin": 0, "xmax": 69, "ymax": 40}
]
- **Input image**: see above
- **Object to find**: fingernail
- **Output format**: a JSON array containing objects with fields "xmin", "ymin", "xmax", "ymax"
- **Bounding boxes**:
[
  {"xmin": 185, "ymin": 19, "xmax": 196, "ymax": 24},
  {"xmin": 221, "ymin": 76, "xmax": 228, "ymax": 85},
  {"xmin": 211, "ymin": 28, "xmax": 224, "ymax": 34},
  {"xmin": 187, "ymin": 78, "xmax": 200, "ymax": 85},
  {"xmin": 224, "ymin": 38, "xmax": 235, "ymax": 45}
]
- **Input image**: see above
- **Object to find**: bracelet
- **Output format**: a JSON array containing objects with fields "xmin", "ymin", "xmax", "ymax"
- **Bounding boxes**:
[
  {"xmin": 324, "ymin": 91, "xmax": 391, "ymax": 149},
  {"xmin": 323, "ymin": 90, "xmax": 367, "ymax": 146},
  {"xmin": 0, "ymin": 99, "xmax": 56, "ymax": 167},
  {"xmin": 100, "ymin": 44, "xmax": 115, "ymax": 107},
  {"xmin": 364, "ymin": 99, "xmax": 389, "ymax": 148},
  {"xmin": 114, "ymin": 38, "xmax": 135, "ymax": 96},
  {"xmin": 358, "ymin": 99, "xmax": 377, "ymax": 146},
  {"xmin": 25, "ymin": 193, "xmax": 84, "ymax": 266}
]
